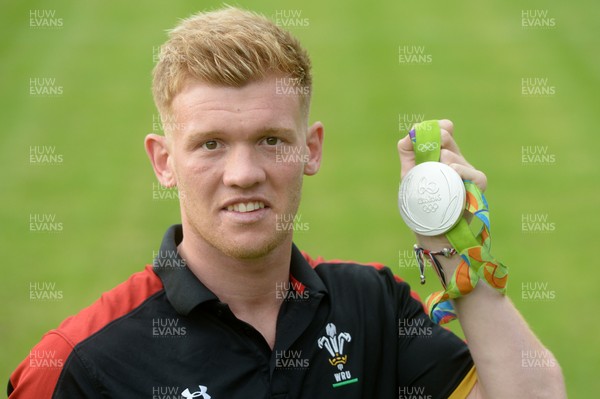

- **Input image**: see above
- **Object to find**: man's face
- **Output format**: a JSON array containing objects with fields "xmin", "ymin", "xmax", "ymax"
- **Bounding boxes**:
[{"xmin": 163, "ymin": 75, "xmax": 321, "ymax": 259}]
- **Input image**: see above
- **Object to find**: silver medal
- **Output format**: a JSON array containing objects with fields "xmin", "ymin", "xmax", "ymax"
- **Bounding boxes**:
[{"xmin": 398, "ymin": 162, "xmax": 466, "ymax": 236}]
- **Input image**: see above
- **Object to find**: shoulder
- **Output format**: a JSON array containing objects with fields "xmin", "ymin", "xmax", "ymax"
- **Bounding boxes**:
[
  {"xmin": 301, "ymin": 251, "xmax": 422, "ymax": 303},
  {"xmin": 55, "ymin": 265, "xmax": 164, "ymax": 346},
  {"xmin": 302, "ymin": 250, "xmax": 393, "ymax": 275},
  {"xmin": 7, "ymin": 266, "xmax": 163, "ymax": 398}
]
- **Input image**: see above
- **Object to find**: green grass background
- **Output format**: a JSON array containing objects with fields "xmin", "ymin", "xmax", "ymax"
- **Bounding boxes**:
[{"xmin": 1, "ymin": 0, "xmax": 598, "ymax": 397}]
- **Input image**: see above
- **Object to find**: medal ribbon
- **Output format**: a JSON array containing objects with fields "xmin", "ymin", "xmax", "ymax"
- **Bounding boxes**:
[{"xmin": 409, "ymin": 120, "xmax": 508, "ymax": 324}]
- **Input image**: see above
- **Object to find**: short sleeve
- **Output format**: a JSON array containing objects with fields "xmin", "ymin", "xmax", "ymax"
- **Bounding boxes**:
[
  {"xmin": 7, "ymin": 331, "xmax": 101, "ymax": 399},
  {"xmin": 395, "ymin": 281, "xmax": 475, "ymax": 398}
]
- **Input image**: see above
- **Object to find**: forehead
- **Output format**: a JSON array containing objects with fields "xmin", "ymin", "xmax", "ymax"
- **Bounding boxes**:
[{"xmin": 170, "ymin": 76, "xmax": 304, "ymax": 134}]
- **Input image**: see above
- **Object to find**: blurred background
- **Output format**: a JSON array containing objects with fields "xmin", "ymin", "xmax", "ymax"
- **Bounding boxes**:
[{"xmin": 1, "ymin": 0, "xmax": 597, "ymax": 397}]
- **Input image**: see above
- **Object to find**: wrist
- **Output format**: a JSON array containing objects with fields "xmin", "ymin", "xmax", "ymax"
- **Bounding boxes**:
[{"xmin": 416, "ymin": 234, "xmax": 452, "ymax": 252}]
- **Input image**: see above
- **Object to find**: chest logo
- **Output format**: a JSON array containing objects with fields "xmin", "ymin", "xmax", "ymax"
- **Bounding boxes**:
[
  {"xmin": 182, "ymin": 385, "xmax": 211, "ymax": 399},
  {"xmin": 317, "ymin": 323, "xmax": 359, "ymax": 388}
]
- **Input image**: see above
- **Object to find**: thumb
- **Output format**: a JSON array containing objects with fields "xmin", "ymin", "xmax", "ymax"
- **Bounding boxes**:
[{"xmin": 398, "ymin": 134, "xmax": 416, "ymax": 178}]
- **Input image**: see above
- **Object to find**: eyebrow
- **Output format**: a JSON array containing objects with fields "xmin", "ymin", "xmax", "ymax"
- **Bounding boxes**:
[{"xmin": 182, "ymin": 127, "xmax": 297, "ymax": 148}]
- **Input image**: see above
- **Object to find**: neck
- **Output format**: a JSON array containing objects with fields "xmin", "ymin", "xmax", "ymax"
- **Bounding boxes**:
[{"xmin": 177, "ymin": 226, "xmax": 292, "ymax": 315}]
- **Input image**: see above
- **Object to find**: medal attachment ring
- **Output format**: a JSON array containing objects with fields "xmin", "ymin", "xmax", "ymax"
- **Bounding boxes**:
[{"xmin": 398, "ymin": 162, "xmax": 466, "ymax": 236}]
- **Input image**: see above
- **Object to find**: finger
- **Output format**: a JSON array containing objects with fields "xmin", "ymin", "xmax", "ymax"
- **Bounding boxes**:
[
  {"xmin": 440, "ymin": 129, "xmax": 463, "ymax": 157},
  {"xmin": 398, "ymin": 135, "xmax": 416, "ymax": 178},
  {"xmin": 449, "ymin": 163, "xmax": 487, "ymax": 192},
  {"xmin": 440, "ymin": 148, "xmax": 474, "ymax": 169},
  {"xmin": 438, "ymin": 119, "xmax": 454, "ymax": 135}
]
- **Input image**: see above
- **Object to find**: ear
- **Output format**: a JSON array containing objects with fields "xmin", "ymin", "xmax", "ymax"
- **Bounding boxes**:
[
  {"xmin": 145, "ymin": 134, "xmax": 176, "ymax": 187},
  {"xmin": 304, "ymin": 121, "xmax": 324, "ymax": 176}
]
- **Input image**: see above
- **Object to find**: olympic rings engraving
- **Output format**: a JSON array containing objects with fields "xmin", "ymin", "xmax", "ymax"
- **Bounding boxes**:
[
  {"xmin": 422, "ymin": 203, "xmax": 439, "ymax": 213},
  {"xmin": 417, "ymin": 142, "xmax": 439, "ymax": 152}
]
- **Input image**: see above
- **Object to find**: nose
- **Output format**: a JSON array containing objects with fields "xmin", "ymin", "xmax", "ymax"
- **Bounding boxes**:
[{"xmin": 222, "ymin": 144, "xmax": 266, "ymax": 188}]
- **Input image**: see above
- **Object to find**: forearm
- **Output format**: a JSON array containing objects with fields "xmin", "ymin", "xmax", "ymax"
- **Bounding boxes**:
[
  {"xmin": 455, "ymin": 278, "xmax": 565, "ymax": 398},
  {"xmin": 420, "ymin": 236, "xmax": 566, "ymax": 398}
]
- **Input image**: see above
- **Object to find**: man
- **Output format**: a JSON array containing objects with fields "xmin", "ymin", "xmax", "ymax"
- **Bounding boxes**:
[{"xmin": 8, "ymin": 7, "xmax": 565, "ymax": 398}]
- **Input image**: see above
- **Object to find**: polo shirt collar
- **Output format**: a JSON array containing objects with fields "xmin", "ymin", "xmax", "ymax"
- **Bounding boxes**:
[
  {"xmin": 152, "ymin": 225, "xmax": 218, "ymax": 315},
  {"xmin": 289, "ymin": 240, "xmax": 328, "ymax": 296},
  {"xmin": 153, "ymin": 224, "xmax": 328, "ymax": 316}
]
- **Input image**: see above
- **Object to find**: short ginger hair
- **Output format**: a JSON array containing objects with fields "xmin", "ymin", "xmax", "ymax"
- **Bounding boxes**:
[{"xmin": 152, "ymin": 6, "xmax": 312, "ymax": 122}]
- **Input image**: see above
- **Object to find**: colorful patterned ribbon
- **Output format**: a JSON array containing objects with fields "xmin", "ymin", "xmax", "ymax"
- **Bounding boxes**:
[{"xmin": 409, "ymin": 121, "xmax": 508, "ymax": 324}]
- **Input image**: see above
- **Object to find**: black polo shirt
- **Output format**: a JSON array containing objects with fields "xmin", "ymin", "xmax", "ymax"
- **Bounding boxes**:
[{"xmin": 8, "ymin": 224, "xmax": 475, "ymax": 398}]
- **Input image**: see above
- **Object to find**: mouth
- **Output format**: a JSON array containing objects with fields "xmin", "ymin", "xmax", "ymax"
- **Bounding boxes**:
[
  {"xmin": 221, "ymin": 198, "xmax": 272, "ymax": 224},
  {"xmin": 225, "ymin": 201, "xmax": 266, "ymax": 213},
  {"xmin": 221, "ymin": 199, "xmax": 270, "ymax": 225}
]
